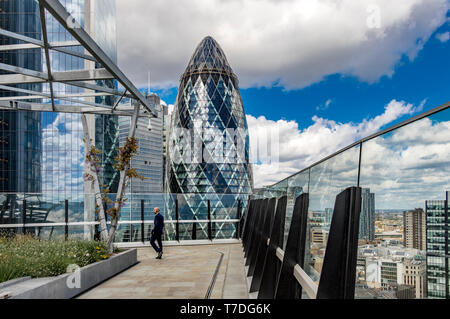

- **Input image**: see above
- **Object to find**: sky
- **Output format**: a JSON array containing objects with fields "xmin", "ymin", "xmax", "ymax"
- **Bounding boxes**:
[{"xmin": 112, "ymin": 0, "xmax": 450, "ymax": 205}]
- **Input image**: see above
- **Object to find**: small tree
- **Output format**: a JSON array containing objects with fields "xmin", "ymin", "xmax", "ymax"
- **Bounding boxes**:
[{"xmin": 84, "ymin": 136, "xmax": 145, "ymax": 252}]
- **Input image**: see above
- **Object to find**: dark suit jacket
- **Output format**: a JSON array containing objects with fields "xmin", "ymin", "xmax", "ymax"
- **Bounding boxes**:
[{"xmin": 153, "ymin": 213, "xmax": 164, "ymax": 235}]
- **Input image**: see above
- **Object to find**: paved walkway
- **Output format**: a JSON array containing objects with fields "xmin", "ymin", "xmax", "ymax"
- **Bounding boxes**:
[{"xmin": 77, "ymin": 243, "xmax": 249, "ymax": 299}]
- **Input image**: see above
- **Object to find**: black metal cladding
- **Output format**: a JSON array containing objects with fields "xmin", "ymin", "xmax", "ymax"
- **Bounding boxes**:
[
  {"xmin": 250, "ymin": 197, "xmax": 277, "ymax": 293},
  {"xmin": 244, "ymin": 199, "xmax": 261, "ymax": 259},
  {"xmin": 247, "ymin": 198, "xmax": 269, "ymax": 276},
  {"xmin": 316, "ymin": 187, "xmax": 362, "ymax": 299},
  {"xmin": 257, "ymin": 196, "xmax": 287, "ymax": 299},
  {"xmin": 241, "ymin": 199, "xmax": 254, "ymax": 247},
  {"xmin": 275, "ymin": 193, "xmax": 309, "ymax": 299},
  {"xmin": 246, "ymin": 199, "xmax": 268, "ymax": 268}
]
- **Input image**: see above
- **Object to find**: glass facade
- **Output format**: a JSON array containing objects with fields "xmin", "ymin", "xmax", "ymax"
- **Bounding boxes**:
[
  {"xmin": 254, "ymin": 104, "xmax": 450, "ymax": 298},
  {"xmin": 0, "ymin": 0, "xmax": 42, "ymax": 194},
  {"xmin": 165, "ymin": 36, "xmax": 253, "ymax": 225},
  {"xmin": 426, "ymin": 192, "xmax": 449, "ymax": 299}
]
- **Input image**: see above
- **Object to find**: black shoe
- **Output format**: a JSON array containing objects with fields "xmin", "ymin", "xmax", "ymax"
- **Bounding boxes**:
[{"xmin": 156, "ymin": 251, "xmax": 162, "ymax": 259}]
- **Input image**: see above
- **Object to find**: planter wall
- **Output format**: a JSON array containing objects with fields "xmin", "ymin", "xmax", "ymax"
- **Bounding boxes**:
[{"xmin": 0, "ymin": 248, "xmax": 138, "ymax": 299}]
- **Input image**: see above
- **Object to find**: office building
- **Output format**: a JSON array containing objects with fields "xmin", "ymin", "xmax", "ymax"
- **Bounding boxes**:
[
  {"xmin": 403, "ymin": 255, "xmax": 427, "ymax": 298},
  {"xmin": 426, "ymin": 191, "xmax": 449, "ymax": 299},
  {"xmin": 0, "ymin": 0, "xmax": 42, "ymax": 194},
  {"xmin": 404, "ymin": 208, "xmax": 426, "ymax": 250},
  {"xmin": 359, "ymin": 188, "xmax": 375, "ymax": 241},
  {"xmin": 166, "ymin": 36, "xmax": 253, "ymax": 238}
]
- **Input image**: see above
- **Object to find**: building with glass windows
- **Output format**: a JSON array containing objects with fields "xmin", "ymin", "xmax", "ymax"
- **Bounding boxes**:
[
  {"xmin": 115, "ymin": 94, "xmax": 166, "ymax": 242},
  {"xmin": 426, "ymin": 191, "xmax": 449, "ymax": 299},
  {"xmin": 165, "ymin": 36, "xmax": 253, "ymax": 239},
  {"xmin": 0, "ymin": 0, "xmax": 42, "ymax": 195},
  {"xmin": 359, "ymin": 188, "xmax": 375, "ymax": 241},
  {"xmin": 404, "ymin": 208, "xmax": 426, "ymax": 250},
  {"xmin": 0, "ymin": 0, "xmax": 119, "ymax": 237}
]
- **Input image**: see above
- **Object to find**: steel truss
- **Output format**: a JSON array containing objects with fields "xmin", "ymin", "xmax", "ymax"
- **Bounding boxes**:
[{"xmin": 0, "ymin": 0, "xmax": 156, "ymax": 118}]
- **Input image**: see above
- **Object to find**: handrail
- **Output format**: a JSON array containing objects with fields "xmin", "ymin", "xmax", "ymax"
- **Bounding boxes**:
[{"xmin": 262, "ymin": 238, "xmax": 319, "ymax": 299}]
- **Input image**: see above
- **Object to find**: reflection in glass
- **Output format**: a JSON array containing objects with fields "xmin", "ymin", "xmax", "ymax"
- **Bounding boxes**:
[
  {"xmin": 357, "ymin": 108, "xmax": 450, "ymax": 299},
  {"xmin": 306, "ymin": 145, "xmax": 360, "ymax": 283}
]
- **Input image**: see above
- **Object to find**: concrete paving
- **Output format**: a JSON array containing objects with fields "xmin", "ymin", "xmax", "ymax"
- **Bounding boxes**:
[{"xmin": 77, "ymin": 243, "xmax": 249, "ymax": 299}]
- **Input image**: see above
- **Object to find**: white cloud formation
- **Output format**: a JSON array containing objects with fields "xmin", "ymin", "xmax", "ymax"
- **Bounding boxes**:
[
  {"xmin": 42, "ymin": 113, "xmax": 85, "ymax": 194},
  {"xmin": 436, "ymin": 31, "xmax": 450, "ymax": 42},
  {"xmin": 116, "ymin": 0, "xmax": 449, "ymax": 90},
  {"xmin": 247, "ymin": 99, "xmax": 425, "ymax": 188}
]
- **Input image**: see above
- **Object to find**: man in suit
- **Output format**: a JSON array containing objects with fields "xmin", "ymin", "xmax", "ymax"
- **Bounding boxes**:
[{"xmin": 150, "ymin": 207, "xmax": 164, "ymax": 259}]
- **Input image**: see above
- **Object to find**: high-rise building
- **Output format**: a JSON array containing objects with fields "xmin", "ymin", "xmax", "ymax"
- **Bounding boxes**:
[
  {"xmin": 166, "ymin": 36, "xmax": 253, "ymax": 239},
  {"xmin": 359, "ymin": 188, "xmax": 375, "ymax": 241},
  {"xmin": 426, "ymin": 191, "xmax": 449, "ymax": 299},
  {"xmin": 0, "ymin": 0, "xmax": 42, "ymax": 194},
  {"xmin": 119, "ymin": 94, "xmax": 164, "ymax": 194},
  {"xmin": 114, "ymin": 94, "xmax": 165, "ymax": 242},
  {"xmin": 404, "ymin": 208, "xmax": 426, "ymax": 250}
]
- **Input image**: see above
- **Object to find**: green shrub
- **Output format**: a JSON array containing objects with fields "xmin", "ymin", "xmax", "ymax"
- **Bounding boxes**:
[{"xmin": 0, "ymin": 235, "xmax": 110, "ymax": 283}]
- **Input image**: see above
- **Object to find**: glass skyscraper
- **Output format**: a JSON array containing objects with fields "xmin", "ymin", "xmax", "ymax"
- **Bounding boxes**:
[
  {"xmin": 359, "ymin": 188, "xmax": 375, "ymax": 241},
  {"xmin": 426, "ymin": 191, "xmax": 449, "ymax": 299},
  {"xmin": 166, "ymin": 36, "xmax": 253, "ymax": 239},
  {"xmin": 0, "ymin": 0, "xmax": 42, "ymax": 194}
]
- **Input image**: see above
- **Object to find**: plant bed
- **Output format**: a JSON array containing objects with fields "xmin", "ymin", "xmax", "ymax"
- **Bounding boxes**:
[
  {"xmin": 0, "ymin": 245, "xmax": 138, "ymax": 299},
  {"xmin": 0, "ymin": 235, "xmax": 111, "ymax": 284}
]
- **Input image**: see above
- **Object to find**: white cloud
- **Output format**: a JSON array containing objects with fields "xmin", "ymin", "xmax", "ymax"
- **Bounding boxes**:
[
  {"xmin": 42, "ymin": 113, "xmax": 85, "ymax": 194},
  {"xmin": 116, "ymin": 0, "xmax": 449, "ymax": 90},
  {"xmin": 249, "ymin": 100, "xmax": 450, "ymax": 209},
  {"xmin": 247, "ymin": 99, "xmax": 425, "ymax": 187},
  {"xmin": 436, "ymin": 31, "xmax": 450, "ymax": 42}
]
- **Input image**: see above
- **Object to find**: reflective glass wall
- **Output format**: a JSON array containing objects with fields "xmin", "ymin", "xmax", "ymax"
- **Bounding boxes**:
[
  {"xmin": 254, "ymin": 104, "xmax": 450, "ymax": 299},
  {"xmin": 0, "ymin": 192, "xmax": 244, "ymax": 243}
]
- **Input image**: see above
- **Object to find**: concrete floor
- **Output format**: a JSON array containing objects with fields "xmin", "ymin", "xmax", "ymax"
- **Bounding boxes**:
[{"xmin": 77, "ymin": 243, "xmax": 249, "ymax": 299}]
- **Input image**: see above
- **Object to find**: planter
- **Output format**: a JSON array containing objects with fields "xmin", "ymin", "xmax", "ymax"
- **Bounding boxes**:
[{"xmin": 0, "ymin": 248, "xmax": 138, "ymax": 299}]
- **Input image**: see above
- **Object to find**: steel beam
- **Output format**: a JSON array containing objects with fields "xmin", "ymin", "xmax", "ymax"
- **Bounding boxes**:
[
  {"xmin": 0, "ymin": 65, "xmax": 113, "ymax": 84},
  {"xmin": 40, "ymin": 0, "xmax": 156, "ymax": 117},
  {"xmin": 39, "ymin": 2, "xmax": 55, "ymax": 111},
  {"xmin": 0, "ymin": 100, "xmax": 145, "ymax": 116},
  {"xmin": 0, "ymin": 85, "xmax": 114, "ymax": 109}
]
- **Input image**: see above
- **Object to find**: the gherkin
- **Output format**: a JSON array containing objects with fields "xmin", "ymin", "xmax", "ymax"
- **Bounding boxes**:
[{"xmin": 165, "ymin": 36, "xmax": 253, "ymax": 239}]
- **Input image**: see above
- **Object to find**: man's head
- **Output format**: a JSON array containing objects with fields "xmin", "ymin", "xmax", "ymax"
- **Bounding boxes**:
[{"xmin": 153, "ymin": 207, "xmax": 160, "ymax": 215}]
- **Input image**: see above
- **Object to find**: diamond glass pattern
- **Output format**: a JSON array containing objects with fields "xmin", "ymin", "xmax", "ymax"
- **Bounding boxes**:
[{"xmin": 166, "ymin": 36, "xmax": 253, "ymax": 226}]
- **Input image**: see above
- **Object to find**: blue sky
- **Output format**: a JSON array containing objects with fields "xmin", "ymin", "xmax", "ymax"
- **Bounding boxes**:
[{"xmin": 153, "ymin": 22, "xmax": 449, "ymax": 130}]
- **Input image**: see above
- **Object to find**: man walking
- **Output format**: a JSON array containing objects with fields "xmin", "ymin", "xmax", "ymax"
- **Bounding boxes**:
[{"xmin": 150, "ymin": 207, "xmax": 164, "ymax": 259}]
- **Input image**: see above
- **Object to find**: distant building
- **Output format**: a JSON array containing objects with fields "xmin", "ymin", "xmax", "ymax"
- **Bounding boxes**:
[
  {"xmin": 311, "ymin": 228, "xmax": 328, "ymax": 245},
  {"xmin": 380, "ymin": 259, "xmax": 403, "ymax": 290},
  {"xmin": 395, "ymin": 285, "xmax": 416, "ymax": 299},
  {"xmin": 359, "ymin": 188, "xmax": 375, "ymax": 241},
  {"xmin": 403, "ymin": 255, "xmax": 427, "ymax": 298},
  {"xmin": 115, "ymin": 94, "xmax": 165, "ymax": 242},
  {"xmin": 426, "ymin": 191, "xmax": 449, "ymax": 299},
  {"xmin": 404, "ymin": 208, "xmax": 426, "ymax": 250},
  {"xmin": 118, "ymin": 94, "xmax": 164, "ymax": 193}
]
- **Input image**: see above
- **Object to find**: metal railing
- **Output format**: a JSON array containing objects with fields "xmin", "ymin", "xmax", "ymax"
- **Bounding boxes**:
[{"xmin": 0, "ymin": 194, "xmax": 244, "ymax": 244}]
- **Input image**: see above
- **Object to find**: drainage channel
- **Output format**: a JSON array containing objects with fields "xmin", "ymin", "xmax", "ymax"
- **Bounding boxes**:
[{"xmin": 204, "ymin": 252, "xmax": 224, "ymax": 299}]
